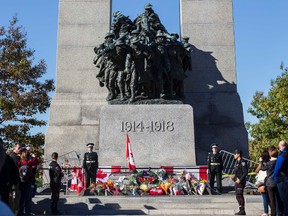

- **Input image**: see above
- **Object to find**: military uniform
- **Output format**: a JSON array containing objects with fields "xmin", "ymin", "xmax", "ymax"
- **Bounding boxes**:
[
  {"xmin": 233, "ymin": 150, "xmax": 248, "ymax": 215},
  {"xmin": 83, "ymin": 143, "xmax": 98, "ymax": 188},
  {"xmin": 207, "ymin": 145, "xmax": 223, "ymax": 193},
  {"xmin": 49, "ymin": 158, "xmax": 63, "ymax": 214}
]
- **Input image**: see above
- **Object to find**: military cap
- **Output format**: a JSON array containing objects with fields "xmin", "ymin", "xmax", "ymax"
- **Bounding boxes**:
[
  {"xmin": 234, "ymin": 149, "xmax": 242, "ymax": 155},
  {"xmin": 211, "ymin": 143, "xmax": 218, "ymax": 148},
  {"xmin": 86, "ymin": 143, "xmax": 94, "ymax": 147},
  {"xmin": 104, "ymin": 32, "xmax": 115, "ymax": 39},
  {"xmin": 144, "ymin": 3, "xmax": 153, "ymax": 9}
]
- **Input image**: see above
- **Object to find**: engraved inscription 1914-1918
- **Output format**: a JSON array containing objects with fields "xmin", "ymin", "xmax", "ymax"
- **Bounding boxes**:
[{"xmin": 120, "ymin": 121, "xmax": 175, "ymax": 133}]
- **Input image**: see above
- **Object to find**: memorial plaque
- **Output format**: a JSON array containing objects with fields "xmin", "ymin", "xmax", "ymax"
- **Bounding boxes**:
[{"xmin": 99, "ymin": 105, "xmax": 196, "ymax": 167}]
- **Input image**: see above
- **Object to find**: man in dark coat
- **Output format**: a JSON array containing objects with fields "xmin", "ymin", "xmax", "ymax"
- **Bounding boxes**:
[
  {"xmin": 0, "ymin": 138, "xmax": 20, "ymax": 206},
  {"xmin": 83, "ymin": 143, "xmax": 98, "ymax": 188},
  {"xmin": 49, "ymin": 152, "xmax": 64, "ymax": 215}
]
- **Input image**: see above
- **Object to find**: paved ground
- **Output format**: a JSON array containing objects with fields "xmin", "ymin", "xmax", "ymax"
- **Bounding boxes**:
[{"xmin": 29, "ymin": 193, "xmax": 264, "ymax": 215}]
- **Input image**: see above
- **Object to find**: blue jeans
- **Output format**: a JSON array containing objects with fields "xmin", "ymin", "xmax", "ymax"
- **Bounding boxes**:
[
  {"xmin": 277, "ymin": 180, "xmax": 288, "ymax": 215},
  {"xmin": 261, "ymin": 190, "xmax": 269, "ymax": 214}
]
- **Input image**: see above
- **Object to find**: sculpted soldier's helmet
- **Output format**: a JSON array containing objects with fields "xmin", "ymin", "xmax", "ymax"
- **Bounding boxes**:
[
  {"xmin": 170, "ymin": 32, "xmax": 179, "ymax": 39},
  {"xmin": 104, "ymin": 32, "xmax": 115, "ymax": 39},
  {"xmin": 211, "ymin": 143, "xmax": 218, "ymax": 148},
  {"xmin": 131, "ymin": 37, "xmax": 140, "ymax": 44},
  {"xmin": 182, "ymin": 36, "xmax": 190, "ymax": 41},
  {"xmin": 113, "ymin": 11, "xmax": 121, "ymax": 17},
  {"xmin": 144, "ymin": 3, "xmax": 153, "ymax": 9},
  {"xmin": 156, "ymin": 30, "xmax": 165, "ymax": 38},
  {"xmin": 131, "ymin": 29, "xmax": 140, "ymax": 35}
]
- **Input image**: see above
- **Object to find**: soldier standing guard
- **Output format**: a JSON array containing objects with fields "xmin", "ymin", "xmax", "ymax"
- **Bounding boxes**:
[
  {"xmin": 207, "ymin": 143, "xmax": 223, "ymax": 194},
  {"xmin": 233, "ymin": 149, "xmax": 248, "ymax": 215},
  {"xmin": 83, "ymin": 143, "xmax": 98, "ymax": 188}
]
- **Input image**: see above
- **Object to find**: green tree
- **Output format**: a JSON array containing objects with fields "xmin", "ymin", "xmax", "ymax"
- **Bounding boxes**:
[
  {"xmin": 247, "ymin": 63, "xmax": 288, "ymax": 161},
  {"xmin": 0, "ymin": 17, "xmax": 54, "ymax": 154}
]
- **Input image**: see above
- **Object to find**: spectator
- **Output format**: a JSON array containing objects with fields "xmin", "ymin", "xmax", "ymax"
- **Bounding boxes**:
[
  {"xmin": 18, "ymin": 144, "xmax": 39, "ymax": 215},
  {"xmin": 266, "ymin": 146, "xmax": 283, "ymax": 216},
  {"xmin": 26, "ymin": 145, "xmax": 38, "ymax": 198},
  {"xmin": 0, "ymin": 139, "xmax": 15, "ymax": 216},
  {"xmin": 49, "ymin": 152, "xmax": 64, "ymax": 215},
  {"xmin": 255, "ymin": 149, "xmax": 270, "ymax": 216},
  {"xmin": 9, "ymin": 143, "xmax": 21, "ymax": 215},
  {"xmin": 273, "ymin": 140, "xmax": 288, "ymax": 215},
  {"xmin": 0, "ymin": 138, "xmax": 20, "ymax": 207}
]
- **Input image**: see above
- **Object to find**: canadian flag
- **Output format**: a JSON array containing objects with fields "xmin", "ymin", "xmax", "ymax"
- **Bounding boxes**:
[
  {"xmin": 77, "ymin": 167, "xmax": 83, "ymax": 194},
  {"xmin": 96, "ymin": 166, "xmax": 122, "ymax": 182},
  {"xmin": 126, "ymin": 134, "xmax": 136, "ymax": 170}
]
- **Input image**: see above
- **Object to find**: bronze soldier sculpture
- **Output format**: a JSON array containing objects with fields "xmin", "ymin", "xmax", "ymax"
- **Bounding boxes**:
[
  {"xmin": 207, "ymin": 143, "xmax": 223, "ymax": 194},
  {"xmin": 83, "ymin": 143, "xmax": 98, "ymax": 188}
]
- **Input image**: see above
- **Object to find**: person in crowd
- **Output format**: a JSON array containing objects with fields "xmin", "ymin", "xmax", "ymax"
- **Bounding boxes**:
[
  {"xmin": 49, "ymin": 152, "xmax": 64, "ymax": 215},
  {"xmin": 18, "ymin": 144, "xmax": 39, "ymax": 215},
  {"xmin": 0, "ymin": 139, "xmax": 15, "ymax": 216},
  {"xmin": 265, "ymin": 146, "xmax": 283, "ymax": 216},
  {"xmin": 26, "ymin": 145, "xmax": 38, "ymax": 198},
  {"xmin": 207, "ymin": 143, "xmax": 223, "ymax": 194},
  {"xmin": 9, "ymin": 143, "xmax": 21, "ymax": 215},
  {"xmin": 255, "ymin": 149, "xmax": 270, "ymax": 216},
  {"xmin": 273, "ymin": 140, "xmax": 288, "ymax": 215},
  {"xmin": 83, "ymin": 143, "xmax": 98, "ymax": 188},
  {"xmin": 232, "ymin": 149, "xmax": 248, "ymax": 215},
  {"xmin": 0, "ymin": 138, "xmax": 20, "ymax": 207}
]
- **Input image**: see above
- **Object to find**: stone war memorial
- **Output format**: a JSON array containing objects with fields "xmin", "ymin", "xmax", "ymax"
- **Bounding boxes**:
[{"xmin": 45, "ymin": 0, "xmax": 248, "ymax": 167}]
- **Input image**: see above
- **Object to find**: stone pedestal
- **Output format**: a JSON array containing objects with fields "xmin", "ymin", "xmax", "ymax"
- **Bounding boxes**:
[{"xmin": 99, "ymin": 105, "xmax": 196, "ymax": 167}]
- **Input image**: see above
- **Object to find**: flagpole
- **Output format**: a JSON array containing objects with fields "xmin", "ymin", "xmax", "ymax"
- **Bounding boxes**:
[{"xmin": 126, "ymin": 133, "xmax": 128, "ymax": 171}]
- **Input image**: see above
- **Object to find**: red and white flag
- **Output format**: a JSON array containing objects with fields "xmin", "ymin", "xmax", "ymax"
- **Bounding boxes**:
[
  {"xmin": 126, "ymin": 134, "xmax": 136, "ymax": 170},
  {"xmin": 96, "ymin": 166, "xmax": 122, "ymax": 182}
]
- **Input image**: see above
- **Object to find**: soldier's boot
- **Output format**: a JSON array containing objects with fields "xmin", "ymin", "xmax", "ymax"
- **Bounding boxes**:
[
  {"xmin": 106, "ymin": 90, "xmax": 116, "ymax": 101},
  {"xmin": 129, "ymin": 92, "xmax": 136, "ymax": 103},
  {"xmin": 234, "ymin": 209, "xmax": 246, "ymax": 215}
]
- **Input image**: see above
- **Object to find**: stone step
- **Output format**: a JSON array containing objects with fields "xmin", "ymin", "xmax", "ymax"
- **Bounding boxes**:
[{"xmin": 31, "ymin": 194, "xmax": 264, "ymax": 215}]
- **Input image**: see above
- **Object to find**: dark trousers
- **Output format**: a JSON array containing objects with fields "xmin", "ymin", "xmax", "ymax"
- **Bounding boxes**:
[
  {"xmin": 50, "ymin": 183, "xmax": 61, "ymax": 212},
  {"xmin": 235, "ymin": 183, "xmax": 245, "ymax": 211},
  {"xmin": 0, "ymin": 187, "xmax": 10, "ymax": 205},
  {"xmin": 267, "ymin": 186, "xmax": 283, "ymax": 216},
  {"xmin": 14, "ymin": 183, "xmax": 21, "ymax": 214},
  {"xmin": 209, "ymin": 170, "xmax": 222, "ymax": 192},
  {"xmin": 276, "ymin": 180, "xmax": 288, "ymax": 215},
  {"xmin": 19, "ymin": 183, "xmax": 32, "ymax": 214},
  {"xmin": 85, "ymin": 170, "xmax": 97, "ymax": 188}
]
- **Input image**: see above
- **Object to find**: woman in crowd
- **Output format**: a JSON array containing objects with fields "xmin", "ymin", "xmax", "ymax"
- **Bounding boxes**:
[
  {"xmin": 18, "ymin": 145, "xmax": 39, "ymax": 215},
  {"xmin": 255, "ymin": 150, "xmax": 270, "ymax": 216}
]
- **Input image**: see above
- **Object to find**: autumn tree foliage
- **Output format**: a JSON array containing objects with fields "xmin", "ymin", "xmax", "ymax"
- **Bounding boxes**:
[
  {"xmin": 247, "ymin": 63, "xmax": 288, "ymax": 161},
  {"xmin": 0, "ymin": 17, "xmax": 54, "ymax": 153}
]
